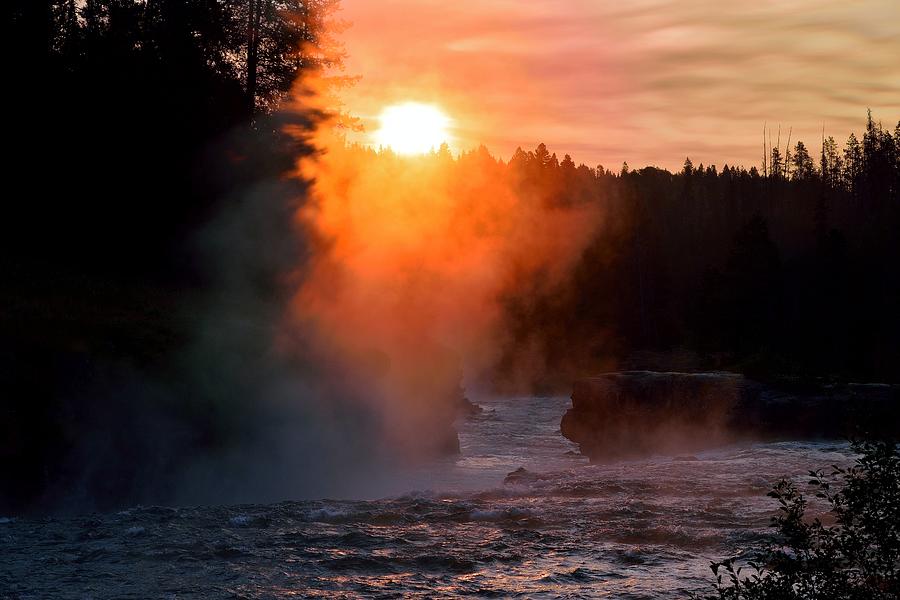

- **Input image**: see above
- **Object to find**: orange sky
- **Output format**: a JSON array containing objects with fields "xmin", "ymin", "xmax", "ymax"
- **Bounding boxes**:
[{"xmin": 337, "ymin": 0, "xmax": 900, "ymax": 171}]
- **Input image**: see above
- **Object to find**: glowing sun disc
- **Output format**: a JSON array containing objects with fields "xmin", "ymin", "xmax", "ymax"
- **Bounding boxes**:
[{"xmin": 374, "ymin": 102, "xmax": 452, "ymax": 155}]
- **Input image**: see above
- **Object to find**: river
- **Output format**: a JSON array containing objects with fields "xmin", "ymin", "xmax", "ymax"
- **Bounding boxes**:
[{"xmin": 0, "ymin": 395, "xmax": 852, "ymax": 598}]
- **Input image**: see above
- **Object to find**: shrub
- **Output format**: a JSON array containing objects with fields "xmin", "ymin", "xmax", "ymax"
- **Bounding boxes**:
[{"xmin": 703, "ymin": 440, "xmax": 900, "ymax": 599}]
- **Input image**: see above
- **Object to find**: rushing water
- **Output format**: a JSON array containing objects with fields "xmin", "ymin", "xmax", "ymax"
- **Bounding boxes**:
[{"xmin": 1, "ymin": 396, "xmax": 852, "ymax": 599}]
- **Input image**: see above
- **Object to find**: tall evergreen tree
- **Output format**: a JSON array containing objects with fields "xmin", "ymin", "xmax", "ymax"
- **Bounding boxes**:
[
  {"xmin": 843, "ymin": 133, "xmax": 863, "ymax": 192},
  {"xmin": 791, "ymin": 141, "xmax": 816, "ymax": 181},
  {"xmin": 770, "ymin": 146, "xmax": 783, "ymax": 180},
  {"xmin": 821, "ymin": 136, "xmax": 843, "ymax": 188}
]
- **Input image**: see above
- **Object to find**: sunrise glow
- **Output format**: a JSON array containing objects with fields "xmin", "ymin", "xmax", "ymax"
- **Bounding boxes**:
[
  {"xmin": 12, "ymin": 1, "xmax": 900, "ymax": 598},
  {"xmin": 374, "ymin": 102, "xmax": 452, "ymax": 155}
]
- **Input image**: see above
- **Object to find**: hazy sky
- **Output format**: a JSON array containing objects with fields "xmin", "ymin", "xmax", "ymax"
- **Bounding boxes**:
[{"xmin": 337, "ymin": 0, "xmax": 900, "ymax": 170}]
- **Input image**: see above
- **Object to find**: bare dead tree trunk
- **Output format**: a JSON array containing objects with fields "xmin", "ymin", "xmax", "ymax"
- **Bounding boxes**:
[
  {"xmin": 246, "ymin": 0, "xmax": 260, "ymax": 115},
  {"xmin": 784, "ymin": 127, "xmax": 792, "ymax": 179}
]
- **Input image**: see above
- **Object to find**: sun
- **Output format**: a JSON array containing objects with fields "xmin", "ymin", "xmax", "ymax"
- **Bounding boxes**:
[{"xmin": 374, "ymin": 102, "xmax": 452, "ymax": 155}]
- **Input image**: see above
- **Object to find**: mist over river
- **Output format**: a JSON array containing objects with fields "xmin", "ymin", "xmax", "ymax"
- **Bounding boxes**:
[{"xmin": 1, "ymin": 396, "xmax": 852, "ymax": 599}]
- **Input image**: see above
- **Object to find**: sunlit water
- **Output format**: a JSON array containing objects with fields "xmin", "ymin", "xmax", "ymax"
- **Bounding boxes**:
[{"xmin": 0, "ymin": 396, "xmax": 852, "ymax": 599}]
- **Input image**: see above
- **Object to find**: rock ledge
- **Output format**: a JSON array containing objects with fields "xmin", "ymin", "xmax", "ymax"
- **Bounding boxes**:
[{"xmin": 560, "ymin": 371, "xmax": 900, "ymax": 458}]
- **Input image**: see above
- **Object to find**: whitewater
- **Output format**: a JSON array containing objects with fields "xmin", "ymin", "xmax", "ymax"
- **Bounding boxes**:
[{"xmin": 0, "ymin": 396, "xmax": 852, "ymax": 598}]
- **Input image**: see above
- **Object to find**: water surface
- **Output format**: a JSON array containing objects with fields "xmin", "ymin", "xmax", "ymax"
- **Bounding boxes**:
[{"xmin": 0, "ymin": 396, "xmax": 851, "ymax": 598}]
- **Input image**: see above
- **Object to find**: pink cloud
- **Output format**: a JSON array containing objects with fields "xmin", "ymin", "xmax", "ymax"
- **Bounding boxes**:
[{"xmin": 338, "ymin": 0, "xmax": 900, "ymax": 170}]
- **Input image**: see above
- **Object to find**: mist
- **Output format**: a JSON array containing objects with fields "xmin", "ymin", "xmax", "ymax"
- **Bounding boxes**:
[
  {"xmin": 296, "ymin": 125, "xmax": 605, "ymax": 421},
  {"xmin": 148, "ymin": 80, "xmax": 618, "ymax": 504}
]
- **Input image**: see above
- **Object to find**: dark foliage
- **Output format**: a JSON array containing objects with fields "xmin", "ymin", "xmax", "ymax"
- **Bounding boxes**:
[
  {"xmin": 702, "ymin": 440, "xmax": 900, "ymax": 599},
  {"xmin": 3, "ymin": 0, "xmax": 341, "ymax": 513},
  {"xmin": 495, "ymin": 114, "xmax": 900, "ymax": 388},
  {"xmin": 6, "ymin": 0, "xmax": 341, "ymax": 277}
]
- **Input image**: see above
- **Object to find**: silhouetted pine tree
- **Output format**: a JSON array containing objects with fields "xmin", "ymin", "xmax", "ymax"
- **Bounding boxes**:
[{"xmin": 791, "ymin": 141, "xmax": 815, "ymax": 181}]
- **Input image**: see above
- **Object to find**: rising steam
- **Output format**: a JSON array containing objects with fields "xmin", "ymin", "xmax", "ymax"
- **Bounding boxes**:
[{"xmin": 286, "ymin": 98, "xmax": 607, "ymax": 457}]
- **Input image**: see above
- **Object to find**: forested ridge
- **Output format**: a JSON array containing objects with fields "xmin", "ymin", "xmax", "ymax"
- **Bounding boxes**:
[
  {"xmin": 328, "ymin": 124, "xmax": 900, "ymax": 388},
  {"xmin": 490, "ymin": 116, "xmax": 900, "ymax": 387}
]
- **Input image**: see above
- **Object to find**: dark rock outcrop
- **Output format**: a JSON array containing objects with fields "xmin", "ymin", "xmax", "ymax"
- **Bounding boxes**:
[
  {"xmin": 504, "ymin": 467, "xmax": 540, "ymax": 485},
  {"xmin": 456, "ymin": 396, "xmax": 484, "ymax": 417},
  {"xmin": 560, "ymin": 371, "xmax": 900, "ymax": 459}
]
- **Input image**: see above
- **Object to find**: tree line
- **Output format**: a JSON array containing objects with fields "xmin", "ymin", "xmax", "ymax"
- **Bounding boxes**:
[
  {"xmin": 494, "ymin": 113, "xmax": 900, "ymax": 386},
  {"xmin": 7, "ymin": 0, "xmax": 342, "ymax": 277},
  {"xmin": 4, "ymin": 0, "xmax": 343, "ymax": 513}
]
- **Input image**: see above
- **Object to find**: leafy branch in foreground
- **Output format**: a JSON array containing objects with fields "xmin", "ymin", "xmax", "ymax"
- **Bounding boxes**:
[{"xmin": 702, "ymin": 440, "xmax": 900, "ymax": 600}]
